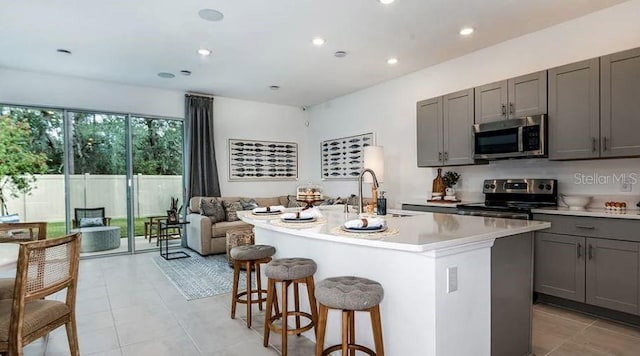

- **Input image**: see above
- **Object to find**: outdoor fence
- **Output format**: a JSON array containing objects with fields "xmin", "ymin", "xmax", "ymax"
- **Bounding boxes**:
[{"xmin": 5, "ymin": 174, "xmax": 182, "ymax": 222}]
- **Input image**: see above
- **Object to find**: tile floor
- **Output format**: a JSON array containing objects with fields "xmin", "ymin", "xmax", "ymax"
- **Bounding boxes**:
[{"xmin": 7, "ymin": 252, "xmax": 640, "ymax": 356}]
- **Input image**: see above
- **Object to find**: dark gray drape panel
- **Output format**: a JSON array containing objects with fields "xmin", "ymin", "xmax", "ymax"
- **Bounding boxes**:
[{"xmin": 185, "ymin": 95, "xmax": 221, "ymax": 199}]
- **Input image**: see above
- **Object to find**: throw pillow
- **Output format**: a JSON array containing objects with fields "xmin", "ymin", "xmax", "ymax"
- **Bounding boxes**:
[
  {"xmin": 286, "ymin": 195, "xmax": 306, "ymax": 208},
  {"xmin": 79, "ymin": 217, "xmax": 104, "ymax": 228},
  {"xmin": 0, "ymin": 213, "xmax": 20, "ymax": 223},
  {"xmin": 223, "ymin": 200, "xmax": 244, "ymax": 222},
  {"xmin": 239, "ymin": 198, "xmax": 259, "ymax": 211},
  {"xmin": 199, "ymin": 198, "xmax": 225, "ymax": 223}
]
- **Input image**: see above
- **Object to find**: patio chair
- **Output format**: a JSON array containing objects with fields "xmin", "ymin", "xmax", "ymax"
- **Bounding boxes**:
[
  {"xmin": 72, "ymin": 207, "xmax": 111, "ymax": 229},
  {"xmin": 0, "ymin": 232, "xmax": 81, "ymax": 356},
  {"xmin": 0, "ymin": 222, "xmax": 47, "ymax": 300}
]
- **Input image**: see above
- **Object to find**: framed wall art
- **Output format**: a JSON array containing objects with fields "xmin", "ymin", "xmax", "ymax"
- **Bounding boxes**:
[
  {"xmin": 228, "ymin": 139, "xmax": 298, "ymax": 181},
  {"xmin": 321, "ymin": 132, "xmax": 375, "ymax": 180}
]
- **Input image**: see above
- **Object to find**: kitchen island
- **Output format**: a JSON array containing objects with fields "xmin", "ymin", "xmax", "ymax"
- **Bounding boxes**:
[{"xmin": 239, "ymin": 209, "xmax": 550, "ymax": 356}]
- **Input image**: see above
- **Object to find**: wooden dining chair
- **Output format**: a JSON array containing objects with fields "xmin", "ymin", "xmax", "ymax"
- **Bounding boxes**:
[
  {"xmin": 0, "ymin": 233, "xmax": 81, "ymax": 356},
  {"xmin": 0, "ymin": 222, "xmax": 47, "ymax": 243},
  {"xmin": 0, "ymin": 222, "xmax": 48, "ymax": 301}
]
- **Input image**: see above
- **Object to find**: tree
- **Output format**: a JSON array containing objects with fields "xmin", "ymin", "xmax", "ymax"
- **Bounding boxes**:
[{"xmin": 0, "ymin": 116, "xmax": 48, "ymax": 216}]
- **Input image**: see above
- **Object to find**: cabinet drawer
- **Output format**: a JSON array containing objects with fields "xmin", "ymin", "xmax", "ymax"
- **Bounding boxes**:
[{"xmin": 532, "ymin": 214, "xmax": 640, "ymax": 242}]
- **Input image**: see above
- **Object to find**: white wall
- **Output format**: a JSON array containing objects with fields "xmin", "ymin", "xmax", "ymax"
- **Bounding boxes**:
[
  {"xmin": 307, "ymin": 0, "xmax": 640, "ymax": 208},
  {"xmin": 0, "ymin": 68, "xmax": 308, "ymax": 200}
]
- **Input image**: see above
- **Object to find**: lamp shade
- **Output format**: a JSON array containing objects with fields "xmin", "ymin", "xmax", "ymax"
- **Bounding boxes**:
[{"xmin": 363, "ymin": 145, "xmax": 384, "ymax": 183}]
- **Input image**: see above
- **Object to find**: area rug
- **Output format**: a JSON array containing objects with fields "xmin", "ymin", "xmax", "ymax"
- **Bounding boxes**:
[{"xmin": 152, "ymin": 250, "xmax": 254, "ymax": 301}]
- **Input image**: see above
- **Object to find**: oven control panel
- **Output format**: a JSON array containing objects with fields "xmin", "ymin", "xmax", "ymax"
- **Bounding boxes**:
[{"xmin": 482, "ymin": 179, "xmax": 556, "ymax": 194}]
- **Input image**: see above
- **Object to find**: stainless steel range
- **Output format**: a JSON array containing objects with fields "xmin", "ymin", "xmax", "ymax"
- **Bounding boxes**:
[{"xmin": 457, "ymin": 178, "xmax": 557, "ymax": 220}]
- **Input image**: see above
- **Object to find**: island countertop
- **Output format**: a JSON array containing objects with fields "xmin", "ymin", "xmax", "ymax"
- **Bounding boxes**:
[{"xmin": 238, "ymin": 209, "xmax": 550, "ymax": 253}]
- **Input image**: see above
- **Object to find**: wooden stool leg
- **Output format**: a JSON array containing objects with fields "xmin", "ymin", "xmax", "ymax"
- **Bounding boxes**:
[
  {"xmin": 256, "ymin": 262, "xmax": 263, "ymax": 311},
  {"xmin": 349, "ymin": 310, "xmax": 355, "ymax": 356},
  {"xmin": 341, "ymin": 310, "xmax": 349, "ymax": 355},
  {"xmin": 66, "ymin": 313, "xmax": 80, "ymax": 356},
  {"xmin": 315, "ymin": 304, "xmax": 328, "ymax": 356},
  {"xmin": 370, "ymin": 305, "xmax": 385, "ymax": 356},
  {"xmin": 306, "ymin": 276, "xmax": 319, "ymax": 338},
  {"xmin": 263, "ymin": 279, "xmax": 275, "ymax": 347},
  {"xmin": 245, "ymin": 260, "xmax": 252, "ymax": 328},
  {"xmin": 281, "ymin": 280, "xmax": 289, "ymax": 356},
  {"xmin": 231, "ymin": 261, "xmax": 241, "ymax": 319},
  {"xmin": 293, "ymin": 282, "xmax": 301, "ymax": 336}
]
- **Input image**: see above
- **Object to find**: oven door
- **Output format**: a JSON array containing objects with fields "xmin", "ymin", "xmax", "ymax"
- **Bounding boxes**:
[
  {"xmin": 473, "ymin": 126, "xmax": 524, "ymax": 160},
  {"xmin": 456, "ymin": 209, "xmax": 531, "ymax": 220}
]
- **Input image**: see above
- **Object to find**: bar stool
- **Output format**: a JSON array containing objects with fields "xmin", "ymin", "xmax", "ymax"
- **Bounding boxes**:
[
  {"xmin": 314, "ymin": 276, "xmax": 385, "ymax": 356},
  {"xmin": 263, "ymin": 258, "xmax": 319, "ymax": 356},
  {"xmin": 230, "ymin": 244, "xmax": 276, "ymax": 328}
]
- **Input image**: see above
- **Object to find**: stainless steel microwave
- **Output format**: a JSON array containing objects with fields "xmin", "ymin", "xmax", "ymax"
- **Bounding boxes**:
[{"xmin": 473, "ymin": 115, "xmax": 546, "ymax": 160}]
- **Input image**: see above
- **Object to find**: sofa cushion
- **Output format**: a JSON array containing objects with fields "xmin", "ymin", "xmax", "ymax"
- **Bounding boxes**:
[
  {"xmin": 212, "ymin": 221, "xmax": 251, "ymax": 238},
  {"xmin": 254, "ymin": 197, "xmax": 281, "ymax": 207},
  {"xmin": 239, "ymin": 198, "xmax": 259, "ymax": 210},
  {"xmin": 286, "ymin": 195, "xmax": 307, "ymax": 208},
  {"xmin": 199, "ymin": 198, "xmax": 225, "ymax": 223},
  {"xmin": 222, "ymin": 200, "xmax": 243, "ymax": 222}
]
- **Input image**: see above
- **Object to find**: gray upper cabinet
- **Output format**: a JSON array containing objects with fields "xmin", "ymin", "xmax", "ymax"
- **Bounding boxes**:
[
  {"xmin": 534, "ymin": 232, "xmax": 585, "ymax": 302},
  {"xmin": 548, "ymin": 58, "xmax": 600, "ymax": 160},
  {"xmin": 474, "ymin": 71, "xmax": 547, "ymax": 124},
  {"xmin": 416, "ymin": 97, "xmax": 443, "ymax": 167},
  {"xmin": 586, "ymin": 238, "xmax": 640, "ymax": 315},
  {"xmin": 416, "ymin": 89, "xmax": 474, "ymax": 167},
  {"xmin": 601, "ymin": 47, "xmax": 640, "ymax": 158},
  {"xmin": 474, "ymin": 80, "xmax": 508, "ymax": 124},
  {"xmin": 443, "ymin": 89, "xmax": 475, "ymax": 165}
]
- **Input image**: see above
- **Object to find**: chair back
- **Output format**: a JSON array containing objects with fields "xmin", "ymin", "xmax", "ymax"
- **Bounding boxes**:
[
  {"xmin": 0, "ymin": 222, "xmax": 47, "ymax": 243},
  {"xmin": 73, "ymin": 207, "xmax": 106, "ymax": 228}
]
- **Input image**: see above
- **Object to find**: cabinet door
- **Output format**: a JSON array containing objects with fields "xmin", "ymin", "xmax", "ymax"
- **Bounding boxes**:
[
  {"xmin": 600, "ymin": 47, "xmax": 640, "ymax": 158},
  {"xmin": 508, "ymin": 71, "xmax": 547, "ymax": 118},
  {"xmin": 474, "ymin": 80, "xmax": 508, "ymax": 124},
  {"xmin": 416, "ymin": 97, "xmax": 443, "ymax": 167},
  {"xmin": 548, "ymin": 59, "xmax": 600, "ymax": 160},
  {"xmin": 443, "ymin": 89, "xmax": 475, "ymax": 166},
  {"xmin": 534, "ymin": 232, "xmax": 585, "ymax": 302},
  {"xmin": 586, "ymin": 238, "xmax": 640, "ymax": 315}
]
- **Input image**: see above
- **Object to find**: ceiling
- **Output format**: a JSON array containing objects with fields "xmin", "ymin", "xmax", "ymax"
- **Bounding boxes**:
[{"xmin": 0, "ymin": 0, "xmax": 628, "ymax": 107}]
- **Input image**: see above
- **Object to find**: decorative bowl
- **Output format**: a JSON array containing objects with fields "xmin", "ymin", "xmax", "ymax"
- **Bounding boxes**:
[{"xmin": 561, "ymin": 194, "xmax": 592, "ymax": 210}]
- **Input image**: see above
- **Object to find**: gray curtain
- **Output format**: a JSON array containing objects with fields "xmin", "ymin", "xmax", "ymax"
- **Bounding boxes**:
[{"xmin": 185, "ymin": 95, "xmax": 221, "ymax": 199}]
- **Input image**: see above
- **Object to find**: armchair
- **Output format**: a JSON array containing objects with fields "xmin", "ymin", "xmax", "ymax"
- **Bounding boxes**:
[{"xmin": 72, "ymin": 207, "xmax": 111, "ymax": 229}]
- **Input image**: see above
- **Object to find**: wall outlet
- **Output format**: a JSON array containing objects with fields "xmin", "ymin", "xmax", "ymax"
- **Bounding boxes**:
[
  {"xmin": 447, "ymin": 266, "xmax": 458, "ymax": 293},
  {"xmin": 621, "ymin": 179, "xmax": 632, "ymax": 192}
]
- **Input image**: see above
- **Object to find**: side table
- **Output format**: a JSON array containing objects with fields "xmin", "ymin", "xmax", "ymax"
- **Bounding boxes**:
[{"xmin": 159, "ymin": 220, "xmax": 190, "ymax": 260}]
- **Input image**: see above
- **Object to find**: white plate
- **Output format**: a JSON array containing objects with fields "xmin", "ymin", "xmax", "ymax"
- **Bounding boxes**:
[
  {"xmin": 340, "ymin": 225, "xmax": 388, "ymax": 233},
  {"xmin": 281, "ymin": 217, "xmax": 317, "ymax": 223},
  {"xmin": 251, "ymin": 210, "xmax": 283, "ymax": 216}
]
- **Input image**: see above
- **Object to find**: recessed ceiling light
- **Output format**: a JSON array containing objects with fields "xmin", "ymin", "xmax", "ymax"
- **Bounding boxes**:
[
  {"xmin": 269, "ymin": 85, "xmax": 280, "ymax": 91},
  {"xmin": 378, "ymin": 0, "xmax": 395, "ymax": 4},
  {"xmin": 387, "ymin": 58, "xmax": 398, "ymax": 65},
  {"xmin": 180, "ymin": 70, "xmax": 192, "ymax": 76},
  {"xmin": 56, "ymin": 49, "xmax": 72, "ymax": 55},
  {"xmin": 198, "ymin": 48, "xmax": 212, "ymax": 56},
  {"xmin": 198, "ymin": 9, "xmax": 224, "ymax": 22},
  {"xmin": 334, "ymin": 51, "xmax": 347, "ymax": 58},
  {"xmin": 312, "ymin": 38, "xmax": 326, "ymax": 46},
  {"xmin": 158, "ymin": 72, "xmax": 175, "ymax": 79},
  {"xmin": 459, "ymin": 27, "xmax": 474, "ymax": 36}
]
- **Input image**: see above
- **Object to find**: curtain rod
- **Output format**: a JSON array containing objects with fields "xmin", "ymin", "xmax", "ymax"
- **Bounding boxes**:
[{"xmin": 185, "ymin": 92, "xmax": 215, "ymax": 99}]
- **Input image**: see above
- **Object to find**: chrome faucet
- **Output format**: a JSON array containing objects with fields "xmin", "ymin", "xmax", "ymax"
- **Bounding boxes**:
[{"xmin": 358, "ymin": 168, "xmax": 380, "ymax": 214}]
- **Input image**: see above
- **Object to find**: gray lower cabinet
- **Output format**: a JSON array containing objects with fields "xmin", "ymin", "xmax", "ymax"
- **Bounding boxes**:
[
  {"xmin": 416, "ymin": 88, "xmax": 474, "ymax": 167},
  {"xmin": 474, "ymin": 71, "xmax": 547, "ymax": 124},
  {"xmin": 585, "ymin": 238, "xmax": 640, "ymax": 315},
  {"xmin": 533, "ymin": 214, "xmax": 640, "ymax": 316},
  {"xmin": 401, "ymin": 204, "xmax": 457, "ymax": 214},
  {"xmin": 534, "ymin": 232, "xmax": 585, "ymax": 302},
  {"xmin": 548, "ymin": 58, "xmax": 600, "ymax": 160},
  {"xmin": 601, "ymin": 47, "xmax": 640, "ymax": 158}
]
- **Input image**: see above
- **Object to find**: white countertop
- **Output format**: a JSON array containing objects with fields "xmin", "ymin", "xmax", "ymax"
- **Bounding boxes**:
[
  {"xmin": 532, "ymin": 207, "xmax": 640, "ymax": 220},
  {"xmin": 238, "ymin": 209, "xmax": 550, "ymax": 253},
  {"xmin": 0, "ymin": 243, "xmax": 19, "ymax": 272}
]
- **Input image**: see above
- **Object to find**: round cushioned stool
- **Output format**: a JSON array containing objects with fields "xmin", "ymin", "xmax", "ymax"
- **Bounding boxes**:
[
  {"xmin": 230, "ymin": 244, "xmax": 276, "ymax": 328},
  {"xmin": 263, "ymin": 258, "xmax": 319, "ymax": 356},
  {"xmin": 315, "ymin": 276, "xmax": 385, "ymax": 356}
]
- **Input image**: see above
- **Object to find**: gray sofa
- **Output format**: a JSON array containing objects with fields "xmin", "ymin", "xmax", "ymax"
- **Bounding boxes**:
[{"xmin": 186, "ymin": 196, "xmax": 292, "ymax": 255}]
